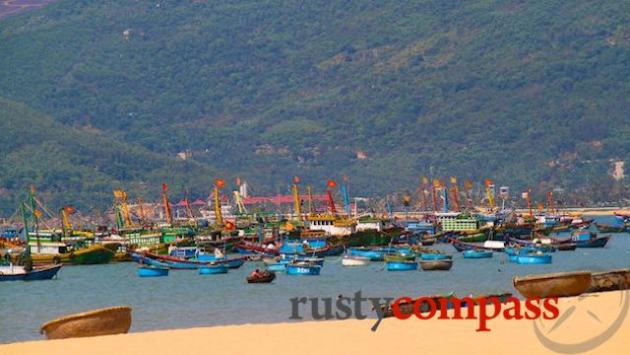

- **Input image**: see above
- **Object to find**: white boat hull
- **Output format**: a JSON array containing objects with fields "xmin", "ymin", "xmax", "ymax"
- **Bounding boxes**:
[{"xmin": 342, "ymin": 256, "xmax": 370, "ymax": 266}]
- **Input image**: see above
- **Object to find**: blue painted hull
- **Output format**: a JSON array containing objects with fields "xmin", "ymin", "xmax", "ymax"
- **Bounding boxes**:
[
  {"xmin": 348, "ymin": 247, "xmax": 396, "ymax": 261},
  {"xmin": 419, "ymin": 253, "xmax": 451, "ymax": 261},
  {"xmin": 294, "ymin": 257, "xmax": 324, "ymax": 266},
  {"xmin": 0, "ymin": 265, "xmax": 62, "ymax": 282},
  {"xmin": 386, "ymin": 261, "xmax": 418, "ymax": 271},
  {"xmin": 267, "ymin": 263, "xmax": 287, "ymax": 272},
  {"xmin": 463, "ymin": 250, "xmax": 493, "ymax": 259},
  {"xmin": 199, "ymin": 265, "xmax": 228, "ymax": 274},
  {"xmin": 137, "ymin": 266, "xmax": 169, "ymax": 277},
  {"xmin": 133, "ymin": 254, "xmax": 171, "ymax": 268},
  {"xmin": 516, "ymin": 254, "xmax": 552, "ymax": 264},
  {"xmin": 286, "ymin": 264, "xmax": 321, "ymax": 275}
]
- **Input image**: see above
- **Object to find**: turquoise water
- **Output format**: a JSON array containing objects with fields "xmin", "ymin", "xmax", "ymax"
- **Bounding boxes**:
[{"xmin": 1, "ymin": 218, "xmax": 629, "ymax": 343}]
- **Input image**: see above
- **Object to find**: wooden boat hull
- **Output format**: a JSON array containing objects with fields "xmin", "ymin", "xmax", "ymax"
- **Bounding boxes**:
[
  {"xmin": 575, "ymin": 236, "xmax": 610, "ymax": 248},
  {"xmin": 247, "ymin": 271, "xmax": 276, "ymax": 283},
  {"xmin": 40, "ymin": 306, "xmax": 131, "ymax": 339},
  {"xmin": 137, "ymin": 266, "xmax": 169, "ymax": 277},
  {"xmin": 199, "ymin": 265, "xmax": 228, "ymax": 274},
  {"xmin": 587, "ymin": 269, "xmax": 630, "ymax": 293},
  {"xmin": 286, "ymin": 263, "xmax": 321, "ymax": 275},
  {"xmin": 386, "ymin": 260, "xmax": 418, "ymax": 271},
  {"xmin": 419, "ymin": 253, "xmax": 451, "ymax": 261},
  {"xmin": 419, "ymin": 259, "xmax": 453, "ymax": 271},
  {"xmin": 513, "ymin": 271, "xmax": 592, "ymax": 298},
  {"xmin": 32, "ymin": 245, "xmax": 114, "ymax": 265},
  {"xmin": 516, "ymin": 254, "xmax": 552, "ymax": 265},
  {"xmin": 342, "ymin": 255, "xmax": 370, "ymax": 266},
  {"xmin": 0, "ymin": 264, "xmax": 62, "ymax": 282},
  {"xmin": 463, "ymin": 250, "xmax": 492, "ymax": 259},
  {"xmin": 595, "ymin": 223, "xmax": 626, "ymax": 233}
]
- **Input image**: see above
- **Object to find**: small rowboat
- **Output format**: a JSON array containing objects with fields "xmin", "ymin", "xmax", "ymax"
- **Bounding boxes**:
[
  {"xmin": 513, "ymin": 271, "xmax": 592, "ymax": 298},
  {"xmin": 137, "ymin": 266, "xmax": 169, "ymax": 277},
  {"xmin": 463, "ymin": 250, "xmax": 492, "ymax": 259},
  {"xmin": 247, "ymin": 271, "xmax": 276, "ymax": 284},
  {"xmin": 419, "ymin": 253, "xmax": 451, "ymax": 261},
  {"xmin": 40, "ymin": 306, "xmax": 131, "ymax": 339},
  {"xmin": 419, "ymin": 259, "xmax": 453, "ymax": 271},
  {"xmin": 0, "ymin": 264, "xmax": 62, "ymax": 282},
  {"xmin": 341, "ymin": 255, "xmax": 370, "ymax": 266},
  {"xmin": 199, "ymin": 264, "xmax": 228, "ymax": 275},
  {"xmin": 516, "ymin": 253, "xmax": 552, "ymax": 265},
  {"xmin": 586, "ymin": 268, "xmax": 630, "ymax": 293},
  {"xmin": 386, "ymin": 260, "xmax": 418, "ymax": 271},
  {"xmin": 286, "ymin": 262, "xmax": 321, "ymax": 276},
  {"xmin": 384, "ymin": 253, "xmax": 416, "ymax": 262}
]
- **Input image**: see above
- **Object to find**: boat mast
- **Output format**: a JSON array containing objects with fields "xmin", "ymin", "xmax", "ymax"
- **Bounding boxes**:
[
  {"xmin": 449, "ymin": 176, "xmax": 460, "ymax": 211},
  {"xmin": 20, "ymin": 202, "xmax": 30, "ymax": 255},
  {"xmin": 326, "ymin": 180, "xmax": 337, "ymax": 215},
  {"xmin": 161, "ymin": 183, "xmax": 173, "ymax": 226},
  {"xmin": 306, "ymin": 185, "xmax": 314, "ymax": 214},
  {"xmin": 213, "ymin": 179, "xmax": 224, "ymax": 226},
  {"xmin": 292, "ymin": 176, "xmax": 302, "ymax": 221},
  {"xmin": 28, "ymin": 186, "xmax": 41, "ymax": 253}
]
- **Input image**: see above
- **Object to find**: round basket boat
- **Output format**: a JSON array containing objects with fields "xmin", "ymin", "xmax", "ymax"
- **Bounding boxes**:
[{"xmin": 40, "ymin": 306, "xmax": 132, "ymax": 340}]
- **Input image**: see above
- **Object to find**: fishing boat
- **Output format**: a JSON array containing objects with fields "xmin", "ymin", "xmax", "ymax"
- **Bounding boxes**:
[
  {"xmin": 286, "ymin": 262, "xmax": 321, "ymax": 276},
  {"xmin": 586, "ymin": 268, "xmax": 630, "ymax": 293},
  {"xmin": 450, "ymin": 239, "xmax": 496, "ymax": 252},
  {"xmin": 294, "ymin": 256, "xmax": 324, "ymax": 266},
  {"xmin": 137, "ymin": 266, "xmax": 169, "ymax": 277},
  {"xmin": 419, "ymin": 259, "xmax": 453, "ymax": 271},
  {"xmin": 31, "ymin": 244, "xmax": 114, "ymax": 265},
  {"xmin": 347, "ymin": 247, "xmax": 396, "ymax": 261},
  {"xmin": 571, "ymin": 231, "xmax": 610, "ymax": 248},
  {"xmin": 40, "ymin": 306, "xmax": 132, "ymax": 339},
  {"xmin": 199, "ymin": 264, "xmax": 228, "ymax": 275},
  {"xmin": 419, "ymin": 253, "xmax": 452, "ymax": 261},
  {"xmin": 341, "ymin": 255, "xmax": 370, "ymax": 266},
  {"xmin": 595, "ymin": 223, "xmax": 626, "ymax": 233},
  {"xmin": 513, "ymin": 271, "xmax": 592, "ymax": 298},
  {"xmin": 463, "ymin": 250, "xmax": 492, "ymax": 259},
  {"xmin": 386, "ymin": 260, "xmax": 418, "ymax": 271},
  {"xmin": 234, "ymin": 241, "xmax": 279, "ymax": 256},
  {"xmin": 383, "ymin": 253, "xmax": 416, "ymax": 262},
  {"xmin": 515, "ymin": 252, "xmax": 552, "ymax": 265},
  {"xmin": 247, "ymin": 270, "xmax": 276, "ymax": 283},
  {"xmin": 0, "ymin": 264, "xmax": 62, "ymax": 281}
]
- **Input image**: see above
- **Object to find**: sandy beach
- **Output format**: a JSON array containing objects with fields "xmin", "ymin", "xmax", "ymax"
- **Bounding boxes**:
[{"xmin": 2, "ymin": 290, "xmax": 628, "ymax": 355}]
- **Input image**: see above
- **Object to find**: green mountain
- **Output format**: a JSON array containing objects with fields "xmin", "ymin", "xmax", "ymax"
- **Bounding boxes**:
[
  {"xmin": 0, "ymin": 97, "xmax": 220, "ymax": 214},
  {"xmin": 1, "ymin": 0, "xmax": 629, "ymax": 212}
]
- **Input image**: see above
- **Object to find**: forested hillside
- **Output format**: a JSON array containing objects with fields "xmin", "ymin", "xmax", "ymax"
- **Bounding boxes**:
[{"xmin": 1, "ymin": 0, "xmax": 629, "ymax": 212}]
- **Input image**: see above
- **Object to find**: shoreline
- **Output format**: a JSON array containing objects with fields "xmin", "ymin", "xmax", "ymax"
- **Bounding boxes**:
[{"xmin": 2, "ymin": 291, "xmax": 629, "ymax": 355}]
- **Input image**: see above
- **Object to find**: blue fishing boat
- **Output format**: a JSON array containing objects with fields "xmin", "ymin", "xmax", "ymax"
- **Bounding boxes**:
[
  {"xmin": 267, "ymin": 263, "xmax": 288, "ymax": 272},
  {"xmin": 133, "ymin": 253, "xmax": 171, "ymax": 268},
  {"xmin": 286, "ymin": 262, "xmax": 321, "ymax": 276},
  {"xmin": 348, "ymin": 247, "xmax": 396, "ymax": 261},
  {"xmin": 419, "ymin": 253, "xmax": 452, "ymax": 261},
  {"xmin": 0, "ymin": 264, "xmax": 62, "ymax": 282},
  {"xmin": 386, "ymin": 260, "xmax": 418, "ymax": 271},
  {"xmin": 137, "ymin": 266, "xmax": 169, "ymax": 277},
  {"xmin": 571, "ymin": 231, "xmax": 610, "ymax": 248},
  {"xmin": 199, "ymin": 264, "xmax": 228, "ymax": 275},
  {"xmin": 294, "ymin": 256, "xmax": 324, "ymax": 266},
  {"xmin": 516, "ymin": 253, "xmax": 552, "ymax": 265},
  {"xmin": 463, "ymin": 250, "xmax": 493, "ymax": 259}
]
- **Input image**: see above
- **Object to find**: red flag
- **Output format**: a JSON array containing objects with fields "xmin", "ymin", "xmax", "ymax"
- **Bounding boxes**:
[
  {"xmin": 327, "ymin": 180, "xmax": 337, "ymax": 188},
  {"xmin": 293, "ymin": 176, "xmax": 301, "ymax": 184},
  {"xmin": 215, "ymin": 178, "xmax": 225, "ymax": 188},
  {"xmin": 162, "ymin": 183, "xmax": 168, "ymax": 192}
]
